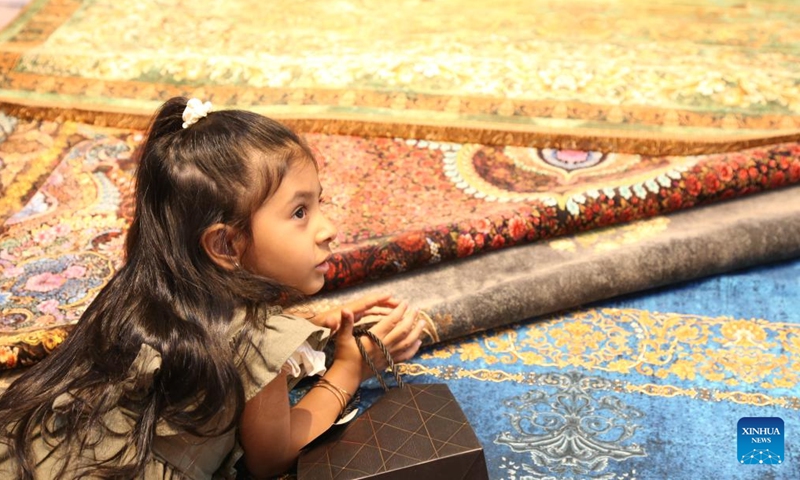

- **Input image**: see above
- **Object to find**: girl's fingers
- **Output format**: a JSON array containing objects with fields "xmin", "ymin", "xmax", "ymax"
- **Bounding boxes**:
[
  {"xmin": 338, "ymin": 309, "xmax": 355, "ymax": 339},
  {"xmin": 348, "ymin": 294, "xmax": 397, "ymax": 321},
  {"xmin": 368, "ymin": 302, "xmax": 409, "ymax": 337},
  {"xmin": 363, "ymin": 306, "xmax": 394, "ymax": 317},
  {"xmin": 393, "ymin": 340, "xmax": 423, "ymax": 363},
  {"xmin": 390, "ymin": 316, "xmax": 426, "ymax": 353},
  {"xmin": 381, "ymin": 307, "xmax": 418, "ymax": 347},
  {"xmin": 328, "ymin": 321, "xmax": 341, "ymax": 335},
  {"xmin": 378, "ymin": 297, "xmax": 401, "ymax": 308},
  {"xmin": 350, "ymin": 293, "xmax": 392, "ymax": 311}
]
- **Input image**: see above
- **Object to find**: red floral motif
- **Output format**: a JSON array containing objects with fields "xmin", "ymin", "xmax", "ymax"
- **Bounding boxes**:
[
  {"xmin": 617, "ymin": 207, "xmax": 635, "ymax": 223},
  {"xmin": 716, "ymin": 163, "xmax": 735, "ymax": 182},
  {"xmin": 508, "ymin": 217, "xmax": 528, "ymax": 241},
  {"xmin": 491, "ymin": 234, "xmax": 505, "ymax": 249},
  {"xmin": 790, "ymin": 162, "xmax": 800, "ymax": 182},
  {"xmin": 471, "ymin": 218, "xmax": 493, "ymax": 234},
  {"xmin": 457, "ymin": 234, "xmax": 476, "ymax": 257},
  {"xmin": 703, "ymin": 172, "xmax": 721, "ymax": 193},
  {"xmin": 600, "ymin": 209, "xmax": 616, "ymax": 225},
  {"xmin": 396, "ymin": 232, "xmax": 427, "ymax": 251},
  {"xmin": 684, "ymin": 176, "xmax": 702, "ymax": 196},
  {"xmin": 667, "ymin": 192, "xmax": 683, "ymax": 210},
  {"xmin": 771, "ymin": 171, "xmax": 786, "ymax": 188}
]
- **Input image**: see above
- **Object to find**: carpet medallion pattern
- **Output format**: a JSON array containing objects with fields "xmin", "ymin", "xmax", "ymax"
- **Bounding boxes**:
[
  {"xmin": 495, "ymin": 371, "xmax": 647, "ymax": 477},
  {"xmin": 321, "ymin": 138, "xmax": 800, "ymax": 288}
]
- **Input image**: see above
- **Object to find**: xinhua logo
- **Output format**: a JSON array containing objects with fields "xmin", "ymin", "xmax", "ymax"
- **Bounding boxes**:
[{"xmin": 738, "ymin": 417, "xmax": 784, "ymax": 465}]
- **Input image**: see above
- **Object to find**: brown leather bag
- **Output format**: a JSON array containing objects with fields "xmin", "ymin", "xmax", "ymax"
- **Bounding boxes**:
[{"xmin": 297, "ymin": 329, "xmax": 489, "ymax": 480}]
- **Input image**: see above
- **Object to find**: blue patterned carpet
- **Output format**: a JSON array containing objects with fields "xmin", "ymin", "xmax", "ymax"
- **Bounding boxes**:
[{"xmin": 374, "ymin": 258, "xmax": 800, "ymax": 479}]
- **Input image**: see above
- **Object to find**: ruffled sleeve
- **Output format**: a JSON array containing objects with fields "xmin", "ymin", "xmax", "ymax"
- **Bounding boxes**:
[
  {"xmin": 230, "ymin": 308, "xmax": 330, "ymax": 401},
  {"xmin": 284, "ymin": 342, "xmax": 328, "ymax": 378}
]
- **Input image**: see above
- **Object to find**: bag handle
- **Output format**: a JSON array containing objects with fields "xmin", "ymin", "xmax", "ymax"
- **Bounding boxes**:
[{"xmin": 352, "ymin": 327, "xmax": 404, "ymax": 390}]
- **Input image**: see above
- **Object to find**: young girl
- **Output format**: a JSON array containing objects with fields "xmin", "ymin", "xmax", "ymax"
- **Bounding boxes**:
[{"xmin": 0, "ymin": 97, "xmax": 424, "ymax": 479}]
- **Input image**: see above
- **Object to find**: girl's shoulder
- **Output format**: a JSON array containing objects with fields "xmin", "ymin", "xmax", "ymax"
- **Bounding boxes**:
[
  {"xmin": 228, "ymin": 305, "xmax": 327, "ymax": 342},
  {"xmin": 230, "ymin": 306, "xmax": 330, "ymax": 400}
]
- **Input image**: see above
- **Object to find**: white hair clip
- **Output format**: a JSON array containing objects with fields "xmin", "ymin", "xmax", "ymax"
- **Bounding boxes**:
[{"xmin": 182, "ymin": 98, "xmax": 213, "ymax": 129}]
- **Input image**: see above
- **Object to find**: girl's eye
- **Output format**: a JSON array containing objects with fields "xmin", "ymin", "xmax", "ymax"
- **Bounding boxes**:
[{"xmin": 293, "ymin": 207, "xmax": 307, "ymax": 219}]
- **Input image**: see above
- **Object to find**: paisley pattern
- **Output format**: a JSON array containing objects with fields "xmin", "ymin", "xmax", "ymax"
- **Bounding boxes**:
[
  {"xmin": 3, "ymin": 252, "xmax": 113, "ymax": 327},
  {"xmin": 0, "ymin": 5, "xmax": 797, "ymax": 477},
  {"xmin": 0, "ymin": 116, "xmax": 66, "ymax": 223},
  {"xmin": 0, "ymin": 121, "xmax": 139, "ymax": 368}
]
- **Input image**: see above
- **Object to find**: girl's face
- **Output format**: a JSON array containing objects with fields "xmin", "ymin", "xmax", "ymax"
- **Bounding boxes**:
[{"xmin": 242, "ymin": 159, "xmax": 337, "ymax": 295}]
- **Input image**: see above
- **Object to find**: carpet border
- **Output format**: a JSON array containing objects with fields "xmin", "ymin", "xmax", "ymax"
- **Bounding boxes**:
[{"xmin": 2, "ymin": 101, "xmax": 800, "ymax": 156}]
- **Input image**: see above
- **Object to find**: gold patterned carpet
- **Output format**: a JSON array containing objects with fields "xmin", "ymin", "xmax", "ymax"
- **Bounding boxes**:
[{"xmin": 0, "ymin": 0, "xmax": 799, "ymax": 150}]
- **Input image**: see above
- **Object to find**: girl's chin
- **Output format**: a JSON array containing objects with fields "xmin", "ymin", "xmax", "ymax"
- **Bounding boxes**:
[{"xmin": 298, "ymin": 278, "xmax": 325, "ymax": 296}]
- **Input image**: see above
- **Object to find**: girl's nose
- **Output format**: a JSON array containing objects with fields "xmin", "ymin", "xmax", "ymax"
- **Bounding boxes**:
[{"xmin": 316, "ymin": 213, "xmax": 338, "ymax": 245}]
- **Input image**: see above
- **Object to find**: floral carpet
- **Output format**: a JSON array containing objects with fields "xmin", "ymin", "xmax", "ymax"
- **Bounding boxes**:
[{"xmin": 0, "ymin": 0, "xmax": 799, "ymax": 147}]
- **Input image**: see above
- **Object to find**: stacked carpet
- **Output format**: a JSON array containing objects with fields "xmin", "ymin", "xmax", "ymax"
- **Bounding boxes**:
[{"xmin": 1, "ymin": 113, "xmax": 799, "ymax": 368}]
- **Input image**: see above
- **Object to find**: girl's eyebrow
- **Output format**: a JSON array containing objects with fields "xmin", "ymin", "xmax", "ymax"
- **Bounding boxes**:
[{"xmin": 287, "ymin": 187, "xmax": 322, "ymax": 204}]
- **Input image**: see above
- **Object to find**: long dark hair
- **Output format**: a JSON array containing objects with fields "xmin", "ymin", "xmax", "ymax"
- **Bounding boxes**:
[{"xmin": 0, "ymin": 97, "xmax": 316, "ymax": 478}]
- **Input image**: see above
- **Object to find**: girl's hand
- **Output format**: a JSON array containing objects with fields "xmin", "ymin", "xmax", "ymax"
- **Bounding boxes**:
[
  {"xmin": 356, "ymin": 301, "xmax": 424, "ymax": 380},
  {"xmin": 241, "ymin": 309, "xmax": 370, "ymax": 478},
  {"xmin": 310, "ymin": 293, "xmax": 400, "ymax": 333},
  {"xmin": 332, "ymin": 309, "xmax": 367, "ymax": 379}
]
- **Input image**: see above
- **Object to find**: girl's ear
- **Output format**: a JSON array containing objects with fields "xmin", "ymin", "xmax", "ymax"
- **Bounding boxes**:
[{"xmin": 201, "ymin": 223, "xmax": 245, "ymax": 271}]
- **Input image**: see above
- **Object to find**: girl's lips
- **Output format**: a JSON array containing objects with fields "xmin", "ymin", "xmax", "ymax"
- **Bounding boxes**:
[{"xmin": 315, "ymin": 261, "xmax": 330, "ymax": 273}]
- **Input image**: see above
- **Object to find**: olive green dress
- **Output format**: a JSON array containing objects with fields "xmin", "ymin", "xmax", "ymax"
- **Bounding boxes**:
[{"xmin": 0, "ymin": 309, "xmax": 330, "ymax": 479}]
